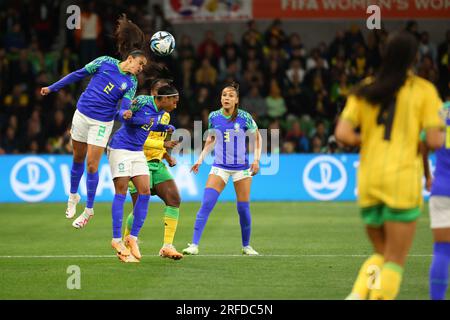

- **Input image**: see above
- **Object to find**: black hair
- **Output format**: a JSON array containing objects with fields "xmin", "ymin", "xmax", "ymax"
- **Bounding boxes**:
[
  {"xmin": 354, "ymin": 30, "xmax": 418, "ymax": 109},
  {"xmin": 150, "ymin": 78, "xmax": 173, "ymax": 91},
  {"xmin": 222, "ymin": 81, "xmax": 240, "ymax": 122},
  {"xmin": 156, "ymin": 84, "xmax": 179, "ymax": 99}
]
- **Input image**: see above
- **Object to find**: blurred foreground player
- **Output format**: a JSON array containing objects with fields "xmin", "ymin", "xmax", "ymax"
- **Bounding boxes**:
[{"xmin": 335, "ymin": 31, "xmax": 445, "ymax": 300}]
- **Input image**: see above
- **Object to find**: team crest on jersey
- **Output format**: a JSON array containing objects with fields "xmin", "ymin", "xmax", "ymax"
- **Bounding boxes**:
[
  {"xmin": 120, "ymin": 82, "xmax": 128, "ymax": 91},
  {"xmin": 234, "ymin": 123, "xmax": 240, "ymax": 132}
]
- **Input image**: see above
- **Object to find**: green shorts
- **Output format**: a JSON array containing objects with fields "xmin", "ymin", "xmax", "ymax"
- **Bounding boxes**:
[
  {"xmin": 128, "ymin": 161, "xmax": 173, "ymax": 195},
  {"xmin": 361, "ymin": 205, "xmax": 421, "ymax": 227}
]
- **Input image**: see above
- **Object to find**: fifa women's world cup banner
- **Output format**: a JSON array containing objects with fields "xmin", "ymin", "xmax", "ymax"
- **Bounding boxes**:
[
  {"xmin": 252, "ymin": 0, "xmax": 450, "ymax": 19},
  {"xmin": 0, "ymin": 154, "xmax": 436, "ymax": 203}
]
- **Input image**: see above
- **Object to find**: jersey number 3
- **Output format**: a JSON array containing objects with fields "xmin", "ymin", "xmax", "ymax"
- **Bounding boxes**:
[
  {"xmin": 224, "ymin": 131, "xmax": 230, "ymax": 143},
  {"xmin": 103, "ymin": 82, "xmax": 115, "ymax": 94}
]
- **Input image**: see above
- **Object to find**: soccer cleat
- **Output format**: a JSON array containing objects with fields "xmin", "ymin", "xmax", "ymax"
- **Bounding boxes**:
[
  {"xmin": 182, "ymin": 243, "xmax": 199, "ymax": 255},
  {"xmin": 72, "ymin": 209, "xmax": 94, "ymax": 229},
  {"xmin": 117, "ymin": 253, "xmax": 140, "ymax": 263},
  {"xmin": 125, "ymin": 235, "xmax": 142, "ymax": 260},
  {"xmin": 242, "ymin": 246, "xmax": 259, "ymax": 256},
  {"xmin": 159, "ymin": 244, "xmax": 183, "ymax": 260},
  {"xmin": 111, "ymin": 240, "xmax": 130, "ymax": 257},
  {"xmin": 65, "ymin": 193, "xmax": 81, "ymax": 219}
]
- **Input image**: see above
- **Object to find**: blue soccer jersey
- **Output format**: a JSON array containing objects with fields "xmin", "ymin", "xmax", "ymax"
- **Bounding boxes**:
[
  {"xmin": 208, "ymin": 108, "xmax": 258, "ymax": 170},
  {"xmin": 109, "ymin": 96, "xmax": 168, "ymax": 151},
  {"xmin": 431, "ymin": 102, "xmax": 450, "ymax": 197},
  {"xmin": 48, "ymin": 56, "xmax": 137, "ymax": 122}
]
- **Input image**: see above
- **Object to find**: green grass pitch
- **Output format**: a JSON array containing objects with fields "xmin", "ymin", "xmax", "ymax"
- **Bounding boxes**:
[{"xmin": 0, "ymin": 201, "xmax": 434, "ymax": 299}]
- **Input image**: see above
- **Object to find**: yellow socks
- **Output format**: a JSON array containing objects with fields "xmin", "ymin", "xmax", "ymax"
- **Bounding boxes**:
[
  {"xmin": 163, "ymin": 206, "xmax": 179, "ymax": 245},
  {"xmin": 124, "ymin": 207, "xmax": 180, "ymax": 246},
  {"xmin": 124, "ymin": 212, "xmax": 133, "ymax": 238},
  {"xmin": 349, "ymin": 253, "xmax": 385, "ymax": 299},
  {"xmin": 369, "ymin": 262, "xmax": 403, "ymax": 300}
]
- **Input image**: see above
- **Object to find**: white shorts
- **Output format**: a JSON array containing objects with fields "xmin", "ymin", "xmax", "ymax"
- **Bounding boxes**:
[
  {"xmin": 71, "ymin": 109, "xmax": 114, "ymax": 147},
  {"xmin": 429, "ymin": 196, "xmax": 450, "ymax": 229},
  {"xmin": 209, "ymin": 166, "xmax": 252, "ymax": 184},
  {"xmin": 107, "ymin": 147, "xmax": 149, "ymax": 179}
]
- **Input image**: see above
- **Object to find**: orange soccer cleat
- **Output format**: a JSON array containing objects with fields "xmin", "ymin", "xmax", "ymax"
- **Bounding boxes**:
[
  {"xmin": 125, "ymin": 235, "xmax": 142, "ymax": 260},
  {"xmin": 159, "ymin": 244, "xmax": 183, "ymax": 260},
  {"xmin": 111, "ymin": 240, "xmax": 130, "ymax": 256},
  {"xmin": 112, "ymin": 239, "xmax": 136, "ymax": 263}
]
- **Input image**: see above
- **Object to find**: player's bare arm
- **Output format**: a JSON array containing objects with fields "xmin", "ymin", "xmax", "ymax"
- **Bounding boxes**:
[
  {"xmin": 191, "ymin": 134, "xmax": 216, "ymax": 174},
  {"xmin": 250, "ymin": 129, "xmax": 262, "ymax": 176},
  {"xmin": 335, "ymin": 120, "xmax": 361, "ymax": 147}
]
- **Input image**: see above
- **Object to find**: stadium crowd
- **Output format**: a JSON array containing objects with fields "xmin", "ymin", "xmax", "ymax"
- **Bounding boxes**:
[{"xmin": 1, "ymin": 1, "xmax": 449, "ymax": 155}]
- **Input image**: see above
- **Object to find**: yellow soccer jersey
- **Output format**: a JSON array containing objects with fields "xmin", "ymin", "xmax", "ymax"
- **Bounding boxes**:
[
  {"xmin": 143, "ymin": 112, "xmax": 170, "ymax": 161},
  {"xmin": 341, "ymin": 75, "xmax": 444, "ymax": 209}
]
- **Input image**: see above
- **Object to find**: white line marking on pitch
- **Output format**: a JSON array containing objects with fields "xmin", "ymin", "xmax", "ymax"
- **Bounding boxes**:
[{"xmin": 0, "ymin": 254, "xmax": 433, "ymax": 258}]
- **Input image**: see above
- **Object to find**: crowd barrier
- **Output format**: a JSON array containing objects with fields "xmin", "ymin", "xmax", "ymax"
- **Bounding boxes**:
[{"xmin": 0, "ymin": 154, "xmax": 434, "ymax": 203}]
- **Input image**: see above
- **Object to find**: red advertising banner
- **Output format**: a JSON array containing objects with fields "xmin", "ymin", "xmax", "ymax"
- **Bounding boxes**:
[{"xmin": 253, "ymin": 0, "xmax": 450, "ymax": 19}]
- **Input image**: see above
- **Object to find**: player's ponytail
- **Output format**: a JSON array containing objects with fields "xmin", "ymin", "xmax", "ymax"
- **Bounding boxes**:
[
  {"xmin": 354, "ymin": 30, "xmax": 418, "ymax": 111},
  {"xmin": 115, "ymin": 14, "xmax": 170, "ymax": 82},
  {"xmin": 115, "ymin": 14, "xmax": 146, "ymax": 60}
]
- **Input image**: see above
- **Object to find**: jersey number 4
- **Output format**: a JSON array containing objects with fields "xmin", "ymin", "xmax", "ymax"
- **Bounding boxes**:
[
  {"xmin": 103, "ymin": 82, "xmax": 115, "ymax": 94},
  {"xmin": 377, "ymin": 99, "xmax": 396, "ymax": 141}
]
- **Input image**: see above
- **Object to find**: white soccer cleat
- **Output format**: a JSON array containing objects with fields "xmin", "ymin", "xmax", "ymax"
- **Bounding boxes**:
[
  {"xmin": 72, "ymin": 209, "xmax": 94, "ymax": 229},
  {"xmin": 242, "ymin": 246, "xmax": 259, "ymax": 256},
  {"xmin": 65, "ymin": 193, "xmax": 81, "ymax": 219},
  {"xmin": 182, "ymin": 243, "xmax": 199, "ymax": 255}
]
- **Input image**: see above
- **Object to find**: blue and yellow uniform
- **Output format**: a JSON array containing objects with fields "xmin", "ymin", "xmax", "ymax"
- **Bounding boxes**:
[
  {"xmin": 49, "ymin": 56, "xmax": 137, "ymax": 122},
  {"xmin": 431, "ymin": 102, "xmax": 450, "ymax": 197},
  {"xmin": 208, "ymin": 108, "xmax": 258, "ymax": 171},
  {"xmin": 125, "ymin": 97, "xmax": 180, "ymax": 251},
  {"xmin": 128, "ymin": 111, "xmax": 173, "ymax": 194},
  {"xmin": 109, "ymin": 95, "xmax": 167, "ymax": 151}
]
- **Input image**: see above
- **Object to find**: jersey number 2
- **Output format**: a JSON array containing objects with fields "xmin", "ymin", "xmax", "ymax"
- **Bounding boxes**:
[{"xmin": 103, "ymin": 82, "xmax": 115, "ymax": 94}]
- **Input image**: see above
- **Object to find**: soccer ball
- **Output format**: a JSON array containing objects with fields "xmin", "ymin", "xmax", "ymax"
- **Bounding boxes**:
[{"xmin": 150, "ymin": 31, "xmax": 175, "ymax": 56}]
